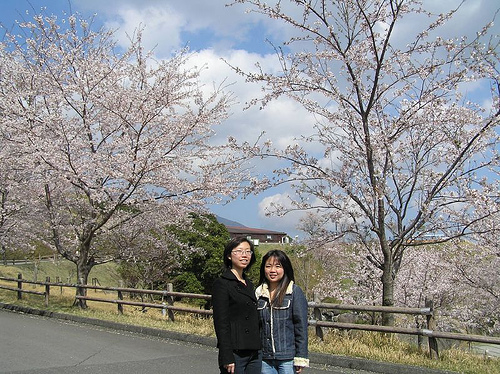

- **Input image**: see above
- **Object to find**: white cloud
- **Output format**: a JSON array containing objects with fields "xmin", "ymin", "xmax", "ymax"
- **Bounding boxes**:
[
  {"xmin": 182, "ymin": 49, "xmax": 317, "ymax": 152},
  {"xmin": 102, "ymin": 5, "xmax": 185, "ymax": 56},
  {"xmin": 75, "ymin": 0, "xmax": 272, "ymax": 53},
  {"xmin": 257, "ymin": 192, "xmax": 306, "ymax": 234},
  {"xmin": 390, "ymin": 0, "xmax": 499, "ymax": 47}
]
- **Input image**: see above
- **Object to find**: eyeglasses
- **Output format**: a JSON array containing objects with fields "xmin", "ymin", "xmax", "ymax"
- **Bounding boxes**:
[{"xmin": 232, "ymin": 249, "xmax": 253, "ymax": 256}]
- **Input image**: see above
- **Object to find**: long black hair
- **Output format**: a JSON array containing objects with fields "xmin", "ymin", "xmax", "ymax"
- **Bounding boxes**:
[
  {"xmin": 223, "ymin": 236, "xmax": 256, "ymax": 272},
  {"xmin": 259, "ymin": 249, "xmax": 295, "ymax": 306}
]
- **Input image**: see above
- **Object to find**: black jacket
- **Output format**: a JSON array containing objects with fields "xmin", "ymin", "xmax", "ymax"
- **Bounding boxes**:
[{"xmin": 212, "ymin": 269, "xmax": 260, "ymax": 366}]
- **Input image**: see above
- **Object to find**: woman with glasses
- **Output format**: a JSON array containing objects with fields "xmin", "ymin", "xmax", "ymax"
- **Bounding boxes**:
[
  {"xmin": 212, "ymin": 237, "xmax": 262, "ymax": 374},
  {"xmin": 256, "ymin": 250, "xmax": 309, "ymax": 374}
]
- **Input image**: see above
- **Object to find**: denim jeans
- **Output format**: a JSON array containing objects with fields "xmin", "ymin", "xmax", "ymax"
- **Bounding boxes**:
[
  {"xmin": 219, "ymin": 350, "xmax": 262, "ymax": 374},
  {"xmin": 261, "ymin": 359, "xmax": 294, "ymax": 374}
]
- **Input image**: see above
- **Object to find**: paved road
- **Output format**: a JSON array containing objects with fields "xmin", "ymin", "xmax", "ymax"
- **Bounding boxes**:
[
  {"xmin": 0, "ymin": 309, "xmax": 373, "ymax": 374},
  {"xmin": 472, "ymin": 343, "xmax": 500, "ymax": 358}
]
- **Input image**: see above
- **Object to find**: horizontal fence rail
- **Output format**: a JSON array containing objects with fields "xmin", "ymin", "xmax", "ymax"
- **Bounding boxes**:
[
  {"xmin": 77, "ymin": 284, "xmax": 212, "ymax": 300},
  {"xmin": 0, "ymin": 284, "xmax": 46, "ymax": 297},
  {"xmin": 1, "ymin": 255, "xmax": 58, "ymax": 266},
  {"xmin": 308, "ymin": 301, "xmax": 432, "ymax": 315},
  {"xmin": 308, "ymin": 320, "xmax": 500, "ymax": 345},
  {"xmin": 75, "ymin": 295, "xmax": 213, "ymax": 316},
  {"xmin": 1, "ymin": 274, "xmax": 499, "ymax": 359},
  {"xmin": 0, "ymin": 274, "xmax": 50, "ymax": 306}
]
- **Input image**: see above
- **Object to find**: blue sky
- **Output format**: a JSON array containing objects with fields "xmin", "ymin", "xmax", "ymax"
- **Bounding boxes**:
[{"xmin": 1, "ymin": 0, "xmax": 498, "ymax": 239}]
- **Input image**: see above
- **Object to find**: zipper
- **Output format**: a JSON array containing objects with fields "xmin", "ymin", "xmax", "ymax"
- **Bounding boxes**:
[{"xmin": 270, "ymin": 304, "xmax": 276, "ymax": 355}]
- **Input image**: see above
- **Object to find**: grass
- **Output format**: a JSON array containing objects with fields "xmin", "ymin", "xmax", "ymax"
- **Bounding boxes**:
[
  {"xmin": 309, "ymin": 331, "xmax": 499, "ymax": 374},
  {"xmin": 1, "ymin": 261, "xmax": 499, "ymax": 374},
  {"xmin": 0, "ymin": 259, "xmax": 120, "ymax": 286}
]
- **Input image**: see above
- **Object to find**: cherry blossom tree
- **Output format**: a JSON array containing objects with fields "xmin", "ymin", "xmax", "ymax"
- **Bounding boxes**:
[
  {"xmin": 0, "ymin": 144, "xmax": 28, "ymax": 264},
  {"xmin": 0, "ymin": 13, "xmax": 244, "ymax": 302},
  {"xmin": 0, "ymin": 90, "xmax": 39, "ymax": 263},
  {"xmin": 447, "ymin": 202, "xmax": 500, "ymax": 334},
  {"xmin": 230, "ymin": 0, "xmax": 500, "ymax": 324}
]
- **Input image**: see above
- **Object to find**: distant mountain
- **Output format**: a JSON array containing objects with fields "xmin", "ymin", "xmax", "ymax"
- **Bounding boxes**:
[{"xmin": 215, "ymin": 215, "xmax": 247, "ymax": 227}]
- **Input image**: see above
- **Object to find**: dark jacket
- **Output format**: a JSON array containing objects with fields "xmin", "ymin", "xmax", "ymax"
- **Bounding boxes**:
[
  {"xmin": 212, "ymin": 269, "xmax": 261, "ymax": 366},
  {"xmin": 256, "ymin": 281, "xmax": 309, "ymax": 367}
]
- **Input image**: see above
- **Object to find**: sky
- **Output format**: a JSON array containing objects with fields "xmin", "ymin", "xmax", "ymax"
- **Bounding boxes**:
[{"xmin": 0, "ymin": 0, "xmax": 498, "ymax": 239}]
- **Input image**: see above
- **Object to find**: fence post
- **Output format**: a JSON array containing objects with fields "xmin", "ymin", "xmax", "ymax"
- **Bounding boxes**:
[
  {"xmin": 425, "ymin": 298, "xmax": 439, "ymax": 359},
  {"xmin": 76, "ymin": 283, "xmax": 81, "ymax": 308},
  {"xmin": 166, "ymin": 283, "xmax": 175, "ymax": 322},
  {"xmin": 33, "ymin": 262, "xmax": 38, "ymax": 284},
  {"xmin": 117, "ymin": 290, "xmax": 124, "ymax": 314},
  {"xmin": 416, "ymin": 319, "xmax": 423, "ymax": 350},
  {"xmin": 17, "ymin": 273, "xmax": 23, "ymax": 300},
  {"xmin": 313, "ymin": 292, "xmax": 324, "ymax": 341},
  {"xmin": 56, "ymin": 276, "xmax": 63, "ymax": 294},
  {"xmin": 76, "ymin": 277, "xmax": 87, "ymax": 309},
  {"xmin": 45, "ymin": 276, "xmax": 50, "ymax": 307}
]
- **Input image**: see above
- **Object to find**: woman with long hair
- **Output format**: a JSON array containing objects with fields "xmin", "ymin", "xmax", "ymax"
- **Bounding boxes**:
[{"xmin": 256, "ymin": 250, "xmax": 309, "ymax": 374}]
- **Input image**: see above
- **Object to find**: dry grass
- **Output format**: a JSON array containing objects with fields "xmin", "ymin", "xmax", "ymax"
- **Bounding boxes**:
[
  {"xmin": 310, "ymin": 330, "xmax": 499, "ymax": 374},
  {"xmin": 0, "ymin": 280, "xmax": 215, "ymax": 337}
]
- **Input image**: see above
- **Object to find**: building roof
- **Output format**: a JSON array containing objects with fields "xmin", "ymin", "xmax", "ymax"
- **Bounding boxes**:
[{"xmin": 225, "ymin": 226, "xmax": 287, "ymax": 236}]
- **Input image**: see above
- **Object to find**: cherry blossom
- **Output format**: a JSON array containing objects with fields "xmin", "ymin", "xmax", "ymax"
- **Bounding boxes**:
[
  {"xmin": 230, "ymin": 0, "xmax": 500, "ymax": 325},
  {"xmin": 0, "ymin": 13, "xmax": 246, "ymax": 300}
]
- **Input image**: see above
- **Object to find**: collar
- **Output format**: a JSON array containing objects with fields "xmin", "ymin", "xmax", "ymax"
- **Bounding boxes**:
[
  {"xmin": 221, "ymin": 268, "xmax": 247, "ymax": 281},
  {"xmin": 256, "ymin": 281, "xmax": 294, "ymax": 299}
]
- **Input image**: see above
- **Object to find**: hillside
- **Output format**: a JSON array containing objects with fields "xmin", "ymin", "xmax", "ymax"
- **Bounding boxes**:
[{"xmin": 0, "ymin": 260, "xmax": 120, "ymax": 287}]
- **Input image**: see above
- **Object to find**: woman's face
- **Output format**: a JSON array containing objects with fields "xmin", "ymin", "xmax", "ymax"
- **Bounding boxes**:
[
  {"xmin": 264, "ymin": 256, "xmax": 284, "ymax": 286},
  {"xmin": 229, "ymin": 241, "xmax": 253, "ymax": 271}
]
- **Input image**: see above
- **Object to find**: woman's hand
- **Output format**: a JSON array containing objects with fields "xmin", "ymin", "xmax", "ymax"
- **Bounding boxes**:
[
  {"xmin": 295, "ymin": 365, "xmax": 304, "ymax": 374},
  {"xmin": 224, "ymin": 363, "xmax": 235, "ymax": 374}
]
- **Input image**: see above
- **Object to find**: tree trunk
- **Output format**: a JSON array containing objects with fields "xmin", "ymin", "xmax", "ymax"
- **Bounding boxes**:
[
  {"xmin": 381, "ymin": 260, "xmax": 395, "ymax": 326},
  {"xmin": 74, "ymin": 248, "xmax": 94, "ymax": 309},
  {"xmin": 378, "ymin": 209, "xmax": 395, "ymax": 326},
  {"xmin": 1, "ymin": 243, "xmax": 6, "ymax": 265}
]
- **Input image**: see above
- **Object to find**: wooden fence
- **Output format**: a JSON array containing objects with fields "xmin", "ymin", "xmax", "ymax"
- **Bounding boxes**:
[
  {"xmin": 1, "ymin": 273, "xmax": 499, "ymax": 359},
  {"xmin": 0, "ymin": 274, "xmax": 51, "ymax": 307},
  {"xmin": 0, "ymin": 274, "xmax": 211, "ymax": 321},
  {"xmin": 74, "ymin": 282, "xmax": 212, "ymax": 320},
  {"xmin": 1, "ymin": 255, "xmax": 59, "ymax": 266}
]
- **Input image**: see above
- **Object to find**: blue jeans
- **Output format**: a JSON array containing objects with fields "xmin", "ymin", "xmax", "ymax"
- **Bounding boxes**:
[
  {"xmin": 261, "ymin": 359, "xmax": 294, "ymax": 374},
  {"xmin": 220, "ymin": 350, "xmax": 262, "ymax": 374}
]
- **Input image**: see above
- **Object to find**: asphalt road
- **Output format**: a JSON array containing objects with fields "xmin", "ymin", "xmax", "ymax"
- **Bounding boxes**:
[{"xmin": 0, "ymin": 309, "xmax": 374, "ymax": 374}]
